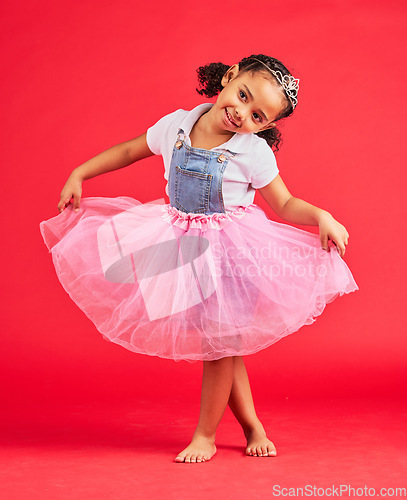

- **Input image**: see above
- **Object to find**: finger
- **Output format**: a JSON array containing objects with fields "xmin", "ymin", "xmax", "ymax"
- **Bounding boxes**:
[
  {"xmin": 326, "ymin": 238, "xmax": 332, "ymax": 252},
  {"xmin": 73, "ymin": 193, "xmax": 81, "ymax": 212},
  {"xmin": 58, "ymin": 197, "xmax": 71, "ymax": 213},
  {"xmin": 320, "ymin": 235, "xmax": 329, "ymax": 251}
]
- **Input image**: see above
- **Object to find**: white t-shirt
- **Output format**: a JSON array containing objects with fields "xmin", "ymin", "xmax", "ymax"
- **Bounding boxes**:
[{"xmin": 146, "ymin": 103, "xmax": 279, "ymax": 213}]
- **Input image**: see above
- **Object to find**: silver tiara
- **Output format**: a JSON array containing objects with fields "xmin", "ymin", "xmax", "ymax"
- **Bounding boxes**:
[{"xmin": 248, "ymin": 57, "xmax": 299, "ymax": 109}]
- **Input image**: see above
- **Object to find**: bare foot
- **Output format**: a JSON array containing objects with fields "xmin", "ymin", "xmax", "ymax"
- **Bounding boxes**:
[
  {"xmin": 245, "ymin": 428, "xmax": 277, "ymax": 457},
  {"xmin": 175, "ymin": 435, "xmax": 217, "ymax": 463}
]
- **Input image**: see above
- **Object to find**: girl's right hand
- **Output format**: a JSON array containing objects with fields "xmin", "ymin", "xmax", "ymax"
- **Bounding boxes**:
[{"xmin": 57, "ymin": 172, "xmax": 83, "ymax": 213}]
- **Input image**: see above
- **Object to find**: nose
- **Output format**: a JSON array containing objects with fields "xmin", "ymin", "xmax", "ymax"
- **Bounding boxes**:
[{"xmin": 235, "ymin": 108, "xmax": 245, "ymax": 123}]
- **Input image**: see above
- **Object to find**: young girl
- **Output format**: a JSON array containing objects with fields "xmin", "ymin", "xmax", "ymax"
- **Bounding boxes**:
[{"xmin": 40, "ymin": 54, "xmax": 359, "ymax": 463}]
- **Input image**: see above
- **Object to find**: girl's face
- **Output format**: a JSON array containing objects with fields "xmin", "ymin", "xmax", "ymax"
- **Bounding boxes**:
[{"xmin": 213, "ymin": 64, "xmax": 287, "ymax": 135}]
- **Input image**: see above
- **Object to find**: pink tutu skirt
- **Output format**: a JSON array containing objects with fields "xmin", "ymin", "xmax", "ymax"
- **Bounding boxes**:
[{"xmin": 39, "ymin": 196, "xmax": 359, "ymax": 362}]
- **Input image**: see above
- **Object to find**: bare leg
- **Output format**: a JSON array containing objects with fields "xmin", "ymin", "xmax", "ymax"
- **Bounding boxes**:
[
  {"xmin": 228, "ymin": 356, "xmax": 277, "ymax": 457},
  {"xmin": 175, "ymin": 356, "xmax": 234, "ymax": 463}
]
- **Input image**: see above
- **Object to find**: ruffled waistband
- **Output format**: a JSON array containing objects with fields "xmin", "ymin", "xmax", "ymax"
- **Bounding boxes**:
[{"xmin": 161, "ymin": 204, "xmax": 257, "ymax": 231}]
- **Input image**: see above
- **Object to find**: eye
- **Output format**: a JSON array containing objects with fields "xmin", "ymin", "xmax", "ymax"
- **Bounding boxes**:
[
  {"xmin": 239, "ymin": 90, "xmax": 247, "ymax": 100},
  {"xmin": 253, "ymin": 112, "xmax": 262, "ymax": 123}
]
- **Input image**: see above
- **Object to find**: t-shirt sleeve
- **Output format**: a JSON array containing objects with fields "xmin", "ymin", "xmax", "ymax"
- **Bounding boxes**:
[
  {"xmin": 250, "ymin": 139, "xmax": 280, "ymax": 189},
  {"xmin": 146, "ymin": 109, "xmax": 184, "ymax": 156}
]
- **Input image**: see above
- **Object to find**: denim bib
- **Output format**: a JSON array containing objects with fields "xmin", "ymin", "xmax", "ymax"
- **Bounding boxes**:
[{"xmin": 168, "ymin": 129, "xmax": 235, "ymax": 215}]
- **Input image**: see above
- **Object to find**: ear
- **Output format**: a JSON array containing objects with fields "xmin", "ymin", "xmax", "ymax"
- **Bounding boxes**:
[
  {"xmin": 258, "ymin": 122, "xmax": 276, "ymax": 132},
  {"xmin": 221, "ymin": 64, "xmax": 240, "ymax": 87}
]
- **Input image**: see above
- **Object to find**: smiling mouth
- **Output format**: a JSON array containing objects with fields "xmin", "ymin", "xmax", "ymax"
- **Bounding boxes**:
[{"xmin": 226, "ymin": 108, "xmax": 239, "ymax": 127}]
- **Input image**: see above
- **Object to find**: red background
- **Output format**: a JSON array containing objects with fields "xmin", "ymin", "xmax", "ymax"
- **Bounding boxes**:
[
  {"xmin": 1, "ymin": 0, "xmax": 406, "ymax": 496},
  {"xmin": 2, "ymin": 0, "xmax": 405, "ymax": 403}
]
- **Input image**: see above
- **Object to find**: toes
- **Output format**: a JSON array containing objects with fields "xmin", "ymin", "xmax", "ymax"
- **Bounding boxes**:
[
  {"xmin": 268, "ymin": 446, "xmax": 277, "ymax": 456},
  {"xmin": 246, "ymin": 442, "xmax": 277, "ymax": 457},
  {"xmin": 175, "ymin": 450, "xmax": 211, "ymax": 463},
  {"xmin": 266, "ymin": 442, "xmax": 277, "ymax": 456}
]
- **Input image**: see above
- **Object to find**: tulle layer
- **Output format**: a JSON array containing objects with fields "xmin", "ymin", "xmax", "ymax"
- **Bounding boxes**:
[{"xmin": 40, "ymin": 196, "xmax": 359, "ymax": 362}]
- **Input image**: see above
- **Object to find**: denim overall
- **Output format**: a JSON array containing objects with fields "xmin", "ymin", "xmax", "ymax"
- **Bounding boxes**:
[
  {"xmin": 167, "ymin": 129, "xmax": 235, "ymax": 215},
  {"xmin": 164, "ymin": 128, "xmax": 257, "ymax": 335}
]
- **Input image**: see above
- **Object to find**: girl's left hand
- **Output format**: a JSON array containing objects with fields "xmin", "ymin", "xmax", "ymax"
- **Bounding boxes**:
[{"xmin": 318, "ymin": 212, "xmax": 349, "ymax": 258}]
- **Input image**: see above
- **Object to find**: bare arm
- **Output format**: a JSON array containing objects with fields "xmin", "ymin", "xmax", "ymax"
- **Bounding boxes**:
[
  {"xmin": 257, "ymin": 174, "xmax": 349, "ymax": 257},
  {"xmin": 257, "ymin": 174, "xmax": 330, "ymax": 224},
  {"xmin": 57, "ymin": 133, "xmax": 154, "ymax": 213}
]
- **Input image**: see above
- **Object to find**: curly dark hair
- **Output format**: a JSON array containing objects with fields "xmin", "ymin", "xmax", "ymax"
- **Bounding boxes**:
[{"xmin": 196, "ymin": 54, "xmax": 297, "ymax": 152}]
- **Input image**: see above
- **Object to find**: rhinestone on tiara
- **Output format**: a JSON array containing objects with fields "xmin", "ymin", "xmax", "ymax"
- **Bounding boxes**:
[{"xmin": 248, "ymin": 57, "xmax": 300, "ymax": 109}]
